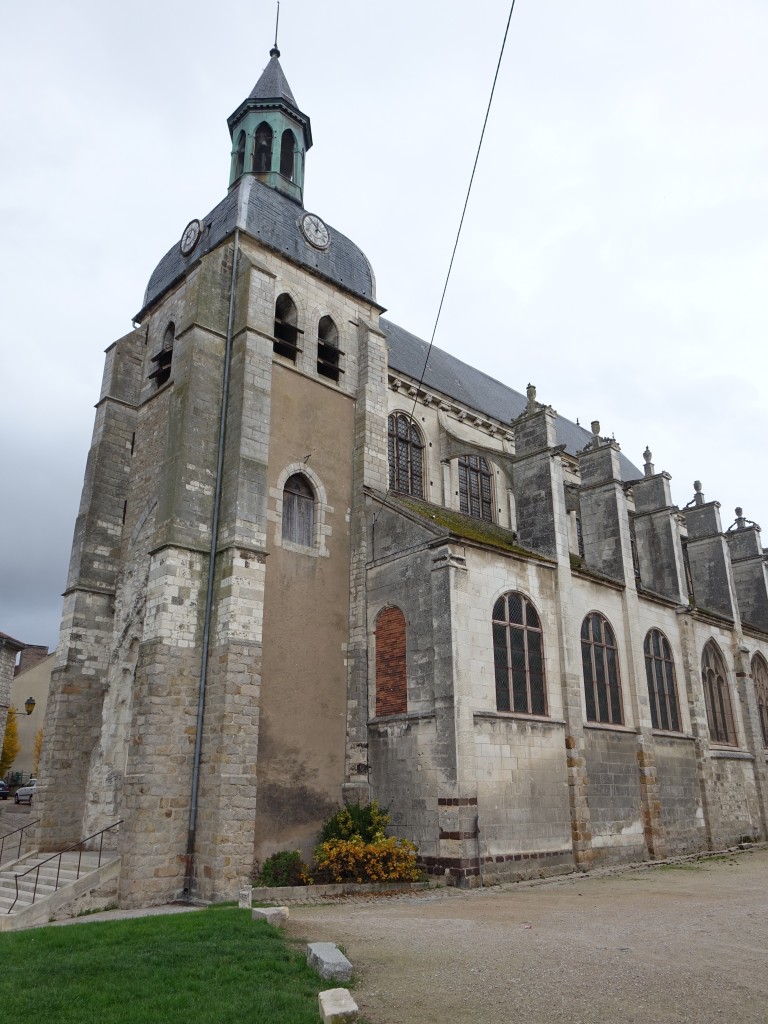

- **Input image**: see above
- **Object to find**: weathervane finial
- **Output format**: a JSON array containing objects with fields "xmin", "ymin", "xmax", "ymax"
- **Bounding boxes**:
[{"xmin": 270, "ymin": 1, "xmax": 281, "ymax": 57}]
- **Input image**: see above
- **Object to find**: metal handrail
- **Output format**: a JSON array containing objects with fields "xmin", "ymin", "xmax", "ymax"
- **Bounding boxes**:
[
  {"xmin": 7, "ymin": 819, "xmax": 123, "ymax": 914},
  {"xmin": 0, "ymin": 819, "xmax": 40, "ymax": 866}
]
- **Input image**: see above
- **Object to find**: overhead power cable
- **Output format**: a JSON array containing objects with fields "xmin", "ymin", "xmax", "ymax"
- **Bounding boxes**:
[{"xmin": 375, "ymin": 0, "xmax": 519, "ymax": 519}]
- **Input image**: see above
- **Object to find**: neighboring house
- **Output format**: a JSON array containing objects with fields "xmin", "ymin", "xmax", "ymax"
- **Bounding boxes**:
[
  {"xmin": 0, "ymin": 632, "xmax": 25, "ymax": 749},
  {"xmin": 35, "ymin": 46, "xmax": 768, "ymax": 908},
  {"xmin": 10, "ymin": 647, "xmax": 52, "ymax": 778}
]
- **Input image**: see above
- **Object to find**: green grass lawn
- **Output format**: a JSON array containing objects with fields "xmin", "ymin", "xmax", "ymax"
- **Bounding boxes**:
[{"xmin": 0, "ymin": 907, "xmax": 334, "ymax": 1024}]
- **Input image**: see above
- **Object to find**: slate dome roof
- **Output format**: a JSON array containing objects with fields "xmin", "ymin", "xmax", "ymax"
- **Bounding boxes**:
[{"xmin": 137, "ymin": 176, "xmax": 376, "ymax": 319}]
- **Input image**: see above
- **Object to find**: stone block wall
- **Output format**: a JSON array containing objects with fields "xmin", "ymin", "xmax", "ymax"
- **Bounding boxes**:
[
  {"xmin": 653, "ymin": 735, "xmax": 705, "ymax": 854},
  {"xmin": 583, "ymin": 728, "xmax": 646, "ymax": 863}
]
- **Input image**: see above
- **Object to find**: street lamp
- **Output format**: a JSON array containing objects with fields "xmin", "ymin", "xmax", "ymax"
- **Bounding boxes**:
[{"xmin": 24, "ymin": 697, "xmax": 36, "ymax": 716}]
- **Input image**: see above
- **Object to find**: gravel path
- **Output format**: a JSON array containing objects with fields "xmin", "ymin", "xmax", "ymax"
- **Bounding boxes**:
[{"xmin": 286, "ymin": 849, "xmax": 768, "ymax": 1024}]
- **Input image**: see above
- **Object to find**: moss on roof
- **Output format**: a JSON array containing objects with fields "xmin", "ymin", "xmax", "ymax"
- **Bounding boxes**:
[{"xmin": 393, "ymin": 494, "xmax": 550, "ymax": 561}]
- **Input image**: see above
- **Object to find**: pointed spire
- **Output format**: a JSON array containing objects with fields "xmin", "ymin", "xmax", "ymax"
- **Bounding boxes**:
[{"xmin": 249, "ymin": 51, "xmax": 297, "ymax": 107}]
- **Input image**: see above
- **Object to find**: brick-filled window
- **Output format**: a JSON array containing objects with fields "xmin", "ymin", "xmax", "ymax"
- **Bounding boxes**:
[
  {"xmin": 753, "ymin": 654, "xmax": 768, "ymax": 748},
  {"xmin": 492, "ymin": 592, "xmax": 546, "ymax": 714},
  {"xmin": 581, "ymin": 612, "xmax": 623, "ymax": 725},
  {"xmin": 644, "ymin": 629, "xmax": 681, "ymax": 731},
  {"xmin": 702, "ymin": 640, "xmax": 737, "ymax": 745},
  {"xmin": 388, "ymin": 413, "xmax": 424, "ymax": 498},
  {"xmin": 375, "ymin": 607, "xmax": 407, "ymax": 716},
  {"xmin": 458, "ymin": 454, "xmax": 493, "ymax": 522},
  {"xmin": 282, "ymin": 473, "xmax": 314, "ymax": 547}
]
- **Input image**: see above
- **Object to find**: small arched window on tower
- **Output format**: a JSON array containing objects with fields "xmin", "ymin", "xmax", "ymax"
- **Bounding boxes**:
[
  {"xmin": 387, "ymin": 413, "xmax": 424, "ymax": 498},
  {"xmin": 234, "ymin": 131, "xmax": 246, "ymax": 179},
  {"xmin": 273, "ymin": 293, "xmax": 302, "ymax": 361},
  {"xmin": 282, "ymin": 473, "xmax": 314, "ymax": 547},
  {"xmin": 149, "ymin": 322, "xmax": 175, "ymax": 388},
  {"xmin": 458, "ymin": 454, "xmax": 493, "ymax": 522},
  {"xmin": 702, "ymin": 640, "xmax": 737, "ymax": 745},
  {"xmin": 752, "ymin": 654, "xmax": 768, "ymax": 748},
  {"xmin": 280, "ymin": 129, "xmax": 296, "ymax": 180},
  {"xmin": 254, "ymin": 122, "xmax": 272, "ymax": 174},
  {"xmin": 317, "ymin": 316, "xmax": 343, "ymax": 382}
]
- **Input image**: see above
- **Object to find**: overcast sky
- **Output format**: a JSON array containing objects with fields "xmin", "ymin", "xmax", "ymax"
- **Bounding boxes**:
[{"xmin": 1, "ymin": 1, "xmax": 766, "ymax": 650}]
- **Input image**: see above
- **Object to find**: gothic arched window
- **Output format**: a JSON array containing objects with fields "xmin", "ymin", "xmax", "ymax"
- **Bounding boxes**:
[
  {"xmin": 273, "ymin": 293, "xmax": 300, "ymax": 361},
  {"xmin": 752, "ymin": 654, "xmax": 768, "ymax": 748},
  {"xmin": 280, "ymin": 129, "xmax": 296, "ymax": 180},
  {"xmin": 644, "ymin": 629, "xmax": 681, "ymax": 731},
  {"xmin": 282, "ymin": 473, "xmax": 314, "ymax": 547},
  {"xmin": 702, "ymin": 640, "xmax": 737, "ymax": 745},
  {"xmin": 317, "ymin": 315, "xmax": 342, "ymax": 382},
  {"xmin": 375, "ymin": 607, "xmax": 407, "ymax": 716},
  {"xmin": 458, "ymin": 454, "xmax": 493, "ymax": 522},
  {"xmin": 234, "ymin": 131, "xmax": 246, "ymax": 178},
  {"xmin": 254, "ymin": 122, "xmax": 272, "ymax": 174},
  {"xmin": 387, "ymin": 413, "xmax": 424, "ymax": 498},
  {"xmin": 492, "ymin": 592, "xmax": 546, "ymax": 715},
  {"xmin": 581, "ymin": 612, "xmax": 623, "ymax": 725}
]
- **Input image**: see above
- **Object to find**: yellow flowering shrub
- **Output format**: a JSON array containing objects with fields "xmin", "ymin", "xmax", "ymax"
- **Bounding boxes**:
[{"xmin": 314, "ymin": 835, "xmax": 421, "ymax": 884}]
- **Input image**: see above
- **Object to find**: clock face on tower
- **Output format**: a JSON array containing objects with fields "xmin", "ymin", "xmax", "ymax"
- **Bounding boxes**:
[
  {"xmin": 180, "ymin": 219, "xmax": 202, "ymax": 257},
  {"xmin": 300, "ymin": 212, "xmax": 330, "ymax": 250}
]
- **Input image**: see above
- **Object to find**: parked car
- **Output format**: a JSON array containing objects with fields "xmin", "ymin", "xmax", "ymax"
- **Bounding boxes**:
[
  {"xmin": 0, "ymin": 780, "xmax": 9, "ymax": 800},
  {"xmin": 14, "ymin": 781, "xmax": 37, "ymax": 805}
]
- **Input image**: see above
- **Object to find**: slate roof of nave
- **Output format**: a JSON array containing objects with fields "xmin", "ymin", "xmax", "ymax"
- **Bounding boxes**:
[
  {"xmin": 383, "ymin": 317, "xmax": 642, "ymax": 481},
  {"xmin": 138, "ymin": 177, "xmax": 376, "ymax": 318}
]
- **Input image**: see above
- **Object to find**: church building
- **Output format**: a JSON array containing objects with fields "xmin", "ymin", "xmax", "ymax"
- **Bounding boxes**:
[{"xmin": 36, "ymin": 47, "xmax": 768, "ymax": 905}]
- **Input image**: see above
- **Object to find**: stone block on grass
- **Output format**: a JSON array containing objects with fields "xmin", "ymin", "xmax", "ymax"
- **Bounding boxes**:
[
  {"xmin": 251, "ymin": 906, "xmax": 289, "ymax": 926},
  {"xmin": 307, "ymin": 942, "xmax": 353, "ymax": 981},
  {"xmin": 319, "ymin": 988, "xmax": 359, "ymax": 1023}
]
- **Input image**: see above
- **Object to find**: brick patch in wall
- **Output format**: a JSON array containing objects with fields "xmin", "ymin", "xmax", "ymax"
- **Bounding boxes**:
[
  {"xmin": 437, "ymin": 797, "xmax": 478, "ymax": 807},
  {"xmin": 375, "ymin": 607, "xmax": 407, "ymax": 716}
]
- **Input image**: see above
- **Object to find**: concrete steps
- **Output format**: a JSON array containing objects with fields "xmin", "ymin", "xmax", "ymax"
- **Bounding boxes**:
[{"xmin": 0, "ymin": 849, "xmax": 120, "ymax": 931}]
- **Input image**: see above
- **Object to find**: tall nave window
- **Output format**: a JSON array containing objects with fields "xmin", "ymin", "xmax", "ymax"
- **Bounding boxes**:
[
  {"xmin": 387, "ymin": 413, "xmax": 424, "ymax": 498},
  {"xmin": 458, "ymin": 454, "xmax": 493, "ymax": 522},
  {"xmin": 492, "ymin": 592, "xmax": 546, "ymax": 715},
  {"xmin": 581, "ymin": 612, "xmax": 623, "ymax": 725}
]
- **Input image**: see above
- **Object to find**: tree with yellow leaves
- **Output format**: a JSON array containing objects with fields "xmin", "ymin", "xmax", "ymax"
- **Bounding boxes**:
[{"xmin": 0, "ymin": 708, "xmax": 20, "ymax": 776}]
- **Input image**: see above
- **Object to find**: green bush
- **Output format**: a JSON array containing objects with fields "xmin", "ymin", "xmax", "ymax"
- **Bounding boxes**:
[
  {"xmin": 255, "ymin": 850, "xmax": 308, "ymax": 887},
  {"xmin": 317, "ymin": 800, "xmax": 391, "ymax": 844}
]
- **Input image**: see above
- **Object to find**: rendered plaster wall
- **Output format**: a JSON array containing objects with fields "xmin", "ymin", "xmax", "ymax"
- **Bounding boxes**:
[
  {"xmin": 255, "ymin": 362, "xmax": 355, "ymax": 866},
  {"xmin": 583, "ymin": 728, "xmax": 646, "ymax": 863}
]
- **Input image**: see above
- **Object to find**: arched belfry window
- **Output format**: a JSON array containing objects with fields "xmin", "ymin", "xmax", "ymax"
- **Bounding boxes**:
[
  {"xmin": 280, "ymin": 129, "xmax": 296, "ymax": 180},
  {"xmin": 282, "ymin": 473, "xmax": 314, "ymax": 547},
  {"xmin": 644, "ymin": 629, "xmax": 681, "ymax": 731},
  {"xmin": 702, "ymin": 640, "xmax": 737, "ymax": 745},
  {"xmin": 234, "ymin": 131, "xmax": 246, "ymax": 178},
  {"xmin": 317, "ymin": 316, "xmax": 343, "ymax": 382},
  {"xmin": 149, "ymin": 321, "xmax": 175, "ymax": 388},
  {"xmin": 458, "ymin": 454, "xmax": 493, "ymax": 522},
  {"xmin": 492, "ymin": 592, "xmax": 546, "ymax": 715},
  {"xmin": 254, "ymin": 122, "xmax": 272, "ymax": 174},
  {"xmin": 752, "ymin": 654, "xmax": 768, "ymax": 748},
  {"xmin": 387, "ymin": 413, "xmax": 424, "ymax": 498},
  {"xmin": 581, "ymin": 612, "xmax": 623, "ymax": 725},
  {"xmin": 375, "ymin": 607, "xmax": 407, "ymax": 716},
  {"xmin": 273, "ymin": 293, "xmax": 301, "ymax": 361}
]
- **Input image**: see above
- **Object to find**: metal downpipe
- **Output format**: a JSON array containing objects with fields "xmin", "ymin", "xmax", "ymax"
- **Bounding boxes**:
[{"xmin": 184, "ymin": 229, "xmax": 241, "ymax": 896}]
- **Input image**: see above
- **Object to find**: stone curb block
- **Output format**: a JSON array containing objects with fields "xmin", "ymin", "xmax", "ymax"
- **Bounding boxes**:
[
  {"xmin": 319, "ymin": 988, "xmax": 359, "ymax": 1023},
  {"xmin": 307, "ymin": 942, "xmax": 353, "ymax": 981},
  {"xmin": 251, "ymin": 906, "xmax": 289, "ymax": 926},
  {"xmin": 251, "ymin": 880, "xmax": 431, "ymax": 901}
]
